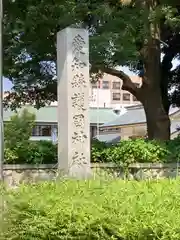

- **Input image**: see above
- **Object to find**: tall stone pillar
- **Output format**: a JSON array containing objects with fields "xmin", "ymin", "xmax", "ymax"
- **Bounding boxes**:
[{"xmin": 57, "ymin": 27, "xmax": 91, "ymax": 178}]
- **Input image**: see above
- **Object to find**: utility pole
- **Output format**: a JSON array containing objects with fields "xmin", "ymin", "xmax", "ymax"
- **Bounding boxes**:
[{"xmin": 0, "ymin": 0, "xmax": 3, "ymax": 182}]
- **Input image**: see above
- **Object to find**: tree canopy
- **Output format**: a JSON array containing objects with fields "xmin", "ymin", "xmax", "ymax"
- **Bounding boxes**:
[
  {"xmin": 3, "ymin": 0, "xmax": 179, "ymax": 107},
  {"xmin": 3, "ymin": 0, "xmax": 180, "ymax": 139}
]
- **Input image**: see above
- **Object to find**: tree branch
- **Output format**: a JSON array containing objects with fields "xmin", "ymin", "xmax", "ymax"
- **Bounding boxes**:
[{"xmin": 102, "ymin": 67, "xmax": 138, "ymax": 96}]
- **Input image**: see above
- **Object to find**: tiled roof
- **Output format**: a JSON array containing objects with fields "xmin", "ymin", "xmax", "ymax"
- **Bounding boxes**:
[
  {"xmin": 3, "ymin": 105, "xmax": 117, "ymax": 124},
  {"xmin": 101, "ymin": 105, "xmax": 180, "ymax": 128},
  {"xmin": 94, "ymin": 133, "xmax": 121, "ymax": 144}
]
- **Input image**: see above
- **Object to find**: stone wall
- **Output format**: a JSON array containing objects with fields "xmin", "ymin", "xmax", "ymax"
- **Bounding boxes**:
[{"xmin": 2, "ymin": 163, "xmax": 180, "ymax": 187}]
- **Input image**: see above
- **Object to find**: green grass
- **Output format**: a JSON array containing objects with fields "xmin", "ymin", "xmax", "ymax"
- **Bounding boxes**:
[{"xmin": 1, "ymin": 179, "xmax": 180, "ymax": 239}]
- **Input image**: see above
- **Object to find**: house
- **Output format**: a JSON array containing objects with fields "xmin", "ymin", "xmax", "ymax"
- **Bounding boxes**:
[
  {"xmin": 99, "ymin": 104, "xmax": 180, "ymax": 140},
  {"xmin": 3, "ymin": 105, "xmax": 118, "ymax": 142},
  {"xmin": 4, "ymin": 104, "xmax": 179, "ymax": 144}
]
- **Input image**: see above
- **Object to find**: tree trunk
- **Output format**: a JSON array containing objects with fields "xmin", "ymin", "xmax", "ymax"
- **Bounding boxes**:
[
  {"xmin": 141, "ymin": 89, "xmax": 170, "ymax": 140},
  {"xmin": 103, "ymin": 0, "xmax": 171, "ymax": 140},
  {"xmin": 139, "ymin": 36, "xmax": 171, "ymax": 140},
  {"xmin": 139, "ymin": 0, "xmax": 170, "ymax": 140}
]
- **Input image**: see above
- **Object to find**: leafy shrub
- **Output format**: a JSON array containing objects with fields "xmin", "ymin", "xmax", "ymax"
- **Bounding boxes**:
[
  {"xmin": 4, "ymin": 108, "xmax": 35, "ymax": 150},
  {"xmin": 165, "ymin": 136, "xmax": 180, "ymax": 162},
  {"xmin": 91, "ymin": 137, "xmax": 180, "ymax": 166},
  {"xmin": 91, "ymin": 139, "xmax": 169, "ymax": 166},
  {"xmin": 2, "ymin": 179, "xmax": 180, "ymax": 239},
  {"xmin": 107, "ymin": 139, "xmax": 169, "ymax": 166},
  {"xmin": 4, "ymin": 109, "xmax": 57, "ymax": 164},
  {"xmin": 26, "ymin": 141, "xmax": 57, "ymax": 164},
  {"xmin": 5, "ymin": 141, "xmax": 57, "ymax": 164},
  {"xmin": 4, "ymin": 109, "xmax": 36, "ymax": 163},
  {"xmin": 91, "ymin": 139, "xmax": 109, "ymax": 162},
  {"xmin": 4, "ymin": 148, "xmax": 18, "ymax": 163}
]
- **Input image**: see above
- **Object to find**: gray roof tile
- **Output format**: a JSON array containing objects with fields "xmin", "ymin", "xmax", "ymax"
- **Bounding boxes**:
[
  {"xmin": 3, "ymin": 105, "xmax": 117, "ymax": 124},
  {"xmin": 101, "ymin": 105, "xmax": 180, "ymax": 128},
  {"xmin": 94, "ymin": 133, "xmax": 121, "ymax": 143}
]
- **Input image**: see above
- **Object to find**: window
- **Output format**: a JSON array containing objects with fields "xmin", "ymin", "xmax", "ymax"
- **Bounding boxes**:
[
  {"xmin": 91, "ymin": 81, "xmax": 100, "ymax": 88},
  {"xmin": 52, "ymin": 126, "xmax": 58, "ymax": 134},
  {"xmin": 102, "ymin": 80, "xmax": 109, "ymax": 89},
  {"xmin": 32, "ymin": 125, "xmax": 52, "ymax": 136},
  {"xmin": 112, "ymin": 81, "xmax": 121, "ymax": 89},
  {"xmin": 40, "ymin": 126, "xmax": 52, "ymax": 136},
  {"xmin": 123, "ymin": 93, "xmax": 130, "ymax": 101},
  {"xmin": 32, "ymin": 127, "xmax": 38, "ymax": 136},
  {"xmin": 90, "ymin": 126, "xmax": 97, "ymax": 138},
  {"xmin": 101, "ymin": 128, "xmax": 109, "ymax": 132},
  {"xmin": 108, "ymin": 128, "xmax": 120, "ymax": 132},
  {"xmin": 112, "ymin": 92, "xmax": 121, "ymax": 101}
]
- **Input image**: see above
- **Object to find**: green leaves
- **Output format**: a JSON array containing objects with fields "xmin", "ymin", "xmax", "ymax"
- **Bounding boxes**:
[
  {"xmin": 91, "ymin": 138, "xmax": 180, "ymax": 167},
  {"xmin": 2, "ymin": 179, "xmax": 180, "ymax": 239},
  {"xmin": 4, "ymin": 148, "xmax": 18, "ymax": 163},
  {"xmin": 4, "ymin": 109, "xmax": 35, "ymax": 163},
  {"xmin": 25, "ymin": 141, "xmax": 57, "ymax": 164},
  {"xmin": 3, "ymin": 0, "xmax": 180, "ymax": 113},
  {"xmin": 106, "ymin": 139, "xmax": 169, "ymax": 167},
  {"xmin": 4, "ymin": 109, "xmax": 57, "ymax": 164},
  {"xmin": 91, "ymin": 139, "xmax": 109, "ymax": 162},
  {"xmin": 3, "ymin": 0, "xmax": 145, "ymax": 107},
  {"xmin": 4, "ymin": 108, "xmax": 36, "ymax": 149}
]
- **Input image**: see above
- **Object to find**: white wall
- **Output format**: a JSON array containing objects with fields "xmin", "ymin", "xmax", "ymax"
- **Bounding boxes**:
[
  {"xmin": 89, "ymin": 88, "xmax": 112, "ymax": 108},
  {"xmin": 88, "ymin": 88, "xmax": 138, "ymax": 108}
]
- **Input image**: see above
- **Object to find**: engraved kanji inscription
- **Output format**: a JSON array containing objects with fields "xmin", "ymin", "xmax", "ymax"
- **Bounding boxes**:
[
  {"xmin": 72, "ymin": 151, "xmax": 87, "ymax": 165},
  {"xmin": 72, "ymin": 131, "xmax": 87, "ymax": 143},
  {"xmin": 71, "ymin": 57, "xmax": 87, "ymax": 71},
  {"xmin": 71, "ymin": 93, "xmax": 85, "ymax": 110},
  {"xmin": 73, "ymin": 114, "xmax": 85, "ymax": 128},
  {"xmin": 71, "ymin": 73, "xmax": 86, "ymax": 88},
  {"xmin": 72, "ymin": 34, "xmax": 85, "ymax": 55}
]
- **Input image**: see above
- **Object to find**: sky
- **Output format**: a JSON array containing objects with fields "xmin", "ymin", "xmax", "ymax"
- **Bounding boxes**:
[
  {"xmin": 3, "ymin": 66, "xmax": 135, "ymax": 91},
  {"xmin": 3, "ymin": 58, "xmax": 179, "ymax": 91},
  {"xmin": 3, "ymin": 77, "xmax": 13, "ymax": 91}
]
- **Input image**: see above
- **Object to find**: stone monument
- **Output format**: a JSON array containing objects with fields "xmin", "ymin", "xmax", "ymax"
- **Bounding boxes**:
[{"xmin": 57, "ymin": 27, "xmax": 91, "ymax": 178}]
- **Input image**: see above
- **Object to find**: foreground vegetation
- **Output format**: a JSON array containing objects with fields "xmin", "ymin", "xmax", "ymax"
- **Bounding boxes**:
[{"xmin": 1, "ymin": 179, "xmax": 180, "ymax": 239}]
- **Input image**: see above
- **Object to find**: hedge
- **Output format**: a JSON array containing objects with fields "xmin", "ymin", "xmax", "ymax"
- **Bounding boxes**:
[
  {"xmin": 91, "ymin": 137, "xmax": 180, "ymax": 166},
  {"xmin": 4, "ymin": 140, "xmax": 57, "ymax": 164},
  {"xmin": 1, "ymin": 179, "xmax": 180, "ymax": 239},
  {"xmin": 4, "ymin": 137, "xmax": 180, "ymax": 166}
]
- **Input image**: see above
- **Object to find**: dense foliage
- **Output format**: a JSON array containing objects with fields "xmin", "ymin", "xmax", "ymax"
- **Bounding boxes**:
[
  {"xmin": 4, "ymin": 136, "xmax": 180, "ymax": 166},
  {"xmin": 4, "ymin": 109, "xmax": 35, "ymax": 163},
  {"xmin": 3, "ymin": 0, "xmax": 180, "ymax": 140},
  {"xmin": 91, "ymin": 138, "xmax": 180, "ymax": 166},
  {"xmin": 4, "ymin": 108, "xmax": 35, "ymax": 149},
  {"xmin": 3, "ymin": 0, "xmax": 180, "ymax": 107},
  {"xmin": 2, "ymin": 179, "xmax": 180, "ymax": 239},
  {"xmin": 4, "ymin": 109, "xmax": 57, "ymax": 164},
  {"xmin": 5, "ymin": 141, "xmax": 57, "ymax": 164}
]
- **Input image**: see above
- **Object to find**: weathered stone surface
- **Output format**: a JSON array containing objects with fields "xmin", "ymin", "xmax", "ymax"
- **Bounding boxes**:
[
  {"xmin": 2, "ymin": 163, "xmax": 180, "ymax": 187},
  {"xmin": 57, "ymin": 27, "xmax": 91, "ymax": 178}
]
